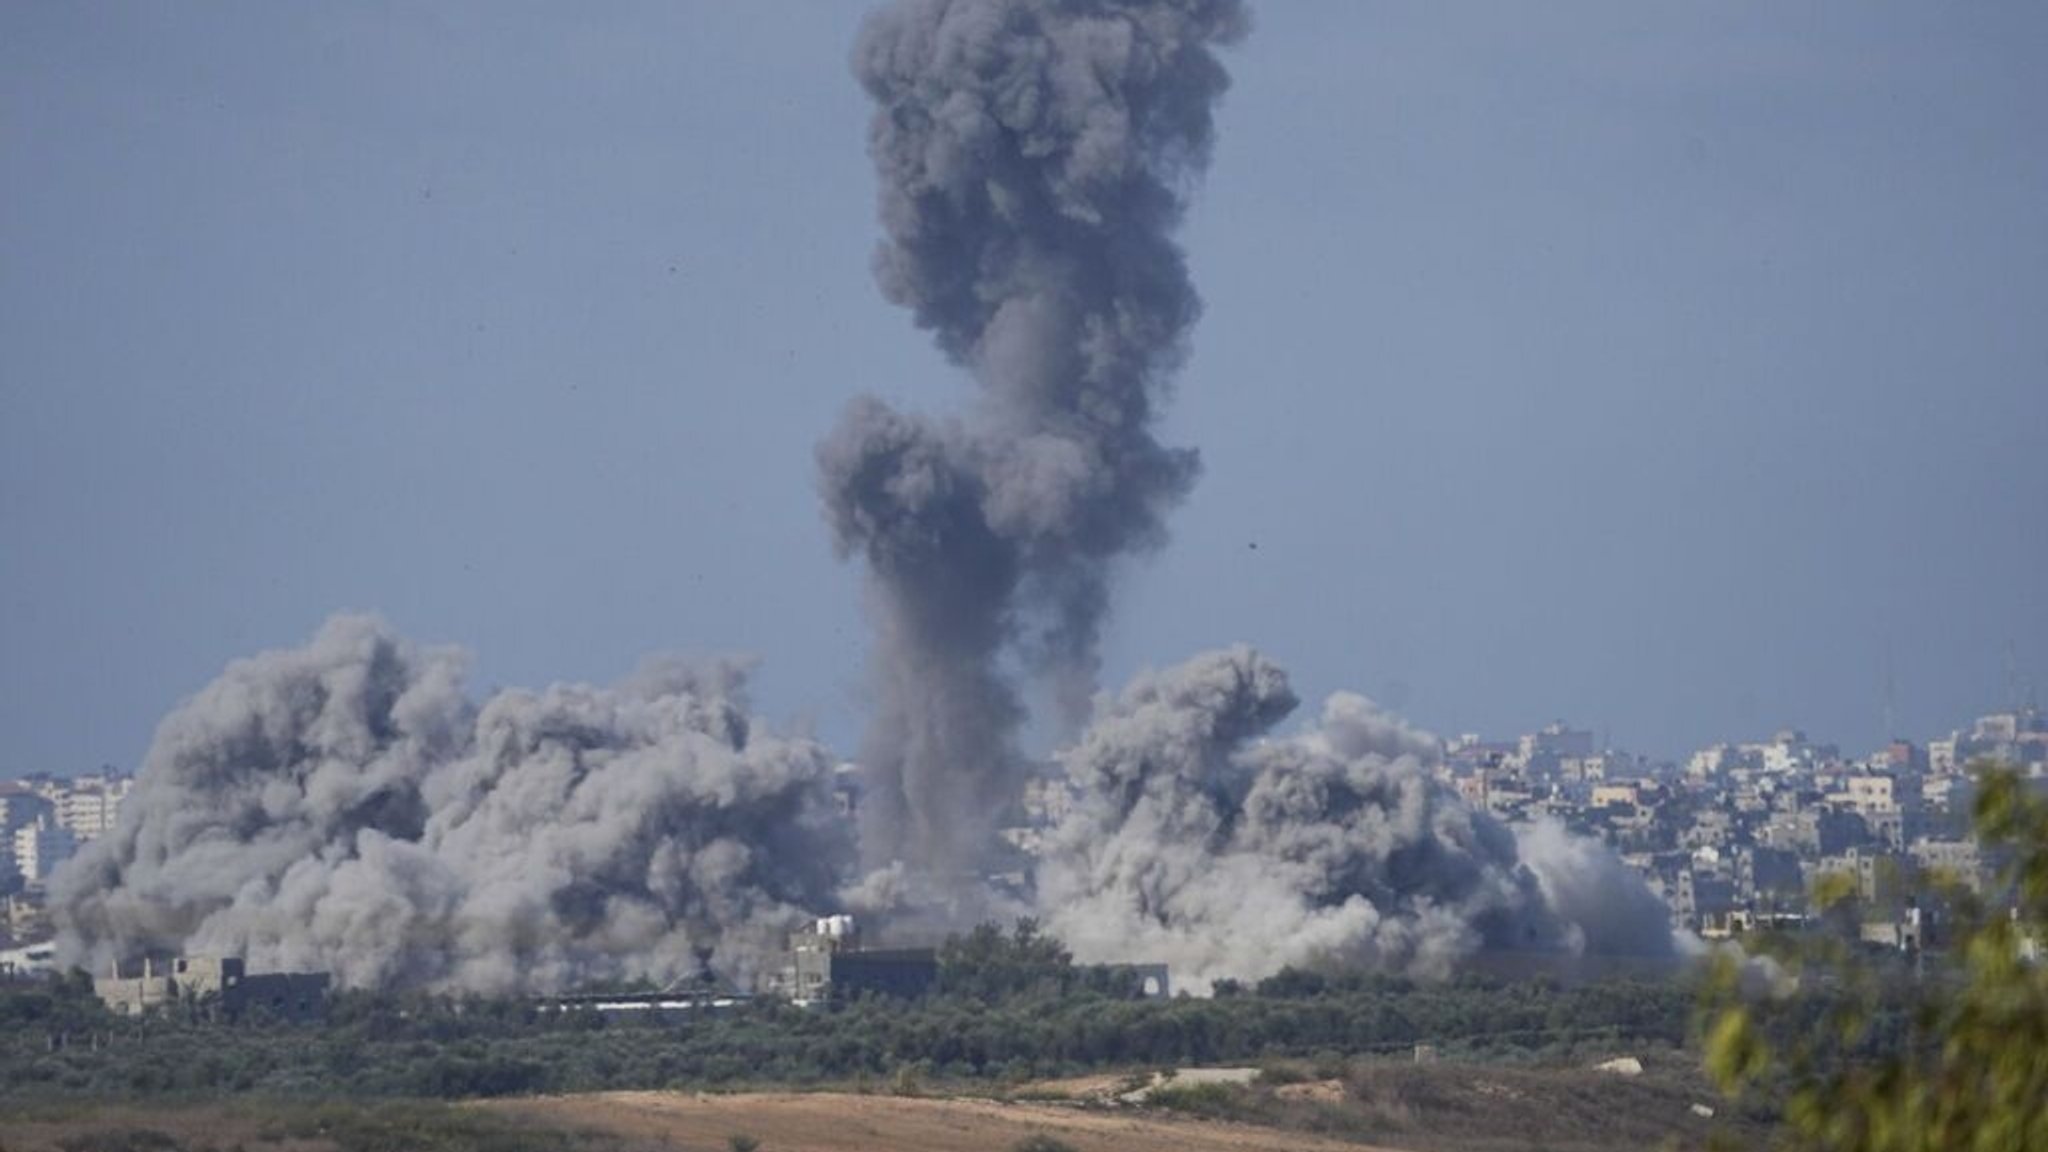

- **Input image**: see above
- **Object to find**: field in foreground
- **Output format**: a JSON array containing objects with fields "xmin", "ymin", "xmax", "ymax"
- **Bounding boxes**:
[
  {"xmin": 488, "ymin": 1056, "xmax": 1757, "ymax": 1152},
  {"xmin": 0, "ymin": 1056, "xmax": 1760, "ymax": 1152},
  {"xmin": 0, "ymin": 1097, "xmax": 647, "ymax": 1152},
  {"xmin": 0, "ymin": 1092, "xmax": 1379, "ymax": 1152},
  {"xmin": 492, "ymin": 1089, "xmax": 1398, "ymax": 1152}
]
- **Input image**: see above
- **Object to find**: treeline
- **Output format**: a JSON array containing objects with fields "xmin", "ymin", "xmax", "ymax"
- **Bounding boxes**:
[{"xmin": 1, "ymin": 924, "xmax": 1699, "ymax": 1100}]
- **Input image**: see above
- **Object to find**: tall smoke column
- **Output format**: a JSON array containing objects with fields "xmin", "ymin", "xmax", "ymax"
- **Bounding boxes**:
[{"xmin": 820, "ymin": 0, "xmax": 1249, "ymax": 895}]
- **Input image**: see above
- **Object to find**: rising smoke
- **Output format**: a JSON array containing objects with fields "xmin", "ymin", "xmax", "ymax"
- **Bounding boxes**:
[
  {"xmin": 52, "ymin": 616, "xmax": 851, "ymax": 993},
  {"xmin": 53, "ymin": 620, "xmax": 1682, "ymax": 992},
  {"xmin": 51, "ymin": 0, "xmax": 1689, "ymax": 994},
  {"xmin": 819, "ymin": 0, "xmax": 1249, "ymax": 894},
  {"xmin": 1035, "ymin": 647, "xmax": 1680, "ymax": 991}
]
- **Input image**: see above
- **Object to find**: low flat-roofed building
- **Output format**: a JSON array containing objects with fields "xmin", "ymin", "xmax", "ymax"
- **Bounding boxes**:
[
  {"xmin": 94, "ymin": 955, "xmax": 329, "ymax": 1022},
  {"xmin": 765, "ymin": 916, "xmax": 938, "ymax": 1003}
]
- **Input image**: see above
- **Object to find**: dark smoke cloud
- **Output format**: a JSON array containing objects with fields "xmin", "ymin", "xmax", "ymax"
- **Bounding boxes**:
[
  {"xmin": 52, "ymin": 616, "xmax": 852, "ymax": 993},
  {"xmin": 820, "ymin": 0, "xmax": 1248, "ymax": 894},
  {"xmin": 1034, "ymin": 647, "xmax": 1681, "ymax": 991}
]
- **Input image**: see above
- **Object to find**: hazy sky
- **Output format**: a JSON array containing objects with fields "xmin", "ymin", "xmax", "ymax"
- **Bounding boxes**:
[{"xmin": 4, "ymin": 2, "xmax": 2044, "ymax": 775}]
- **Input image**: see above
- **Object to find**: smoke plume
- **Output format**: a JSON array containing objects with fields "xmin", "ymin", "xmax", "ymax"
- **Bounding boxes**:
[
  {"xmin": 819, "ymin": 0, "xmax": 1248, "ymax": 895},
  {"xmin": 1034, "ymin": 647, "xmax": 1680, "ymax": 991},
  {"xmin": 52, "ymin": 3, "xmax": 1690, "ymax": 996},
  {"xmin": 52, "ymin": 616, "xmax": 851, "ymax": 993},
  {"xmin": 1512, "ymin": 816, "xmax": 1688, "ymax": 960}
]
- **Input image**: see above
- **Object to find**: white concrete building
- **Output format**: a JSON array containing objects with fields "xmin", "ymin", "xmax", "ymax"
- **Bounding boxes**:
[
  {"xmin": 0, "ymin": 787, "xmax": 54, "ymax": 839},
  {"xmin": 12, "ymin": 818, "xmax": 77, "ymax": 886},
  {"xmin": 1928, "ymin": 738, "xmax": 1959, "ymax": 775},
  {"xmin": 57, "ymin": 785, "xmax": 125, "ymax": 841}
]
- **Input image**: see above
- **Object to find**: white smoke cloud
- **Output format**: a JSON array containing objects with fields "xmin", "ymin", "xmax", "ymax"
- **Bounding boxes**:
[
  {"xmin": 53, "ymin": 616, "xmax": 852, "ymax": 993},
  {"xmin": 1034, "ymin": 647, "xmax": 1682, "ymax": 992},
  {"xmin": 1513, "ymin": 816, "xmax": 1684, "ymax": 960},
  {"xmin": 54, "ymin": 622, "xmax": 1682, "ymax": 995},
  {"xmin": 52, "ymin": 3, "xmax": 1689, "ymax": 998}
]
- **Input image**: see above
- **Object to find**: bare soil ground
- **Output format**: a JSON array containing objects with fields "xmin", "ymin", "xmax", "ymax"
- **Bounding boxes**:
[
  {"xmin": 1274, "ymin": 1078, "xmax": 1348, "ymax": 1104},
  {"xmin": 489, "ymin": 1090, "xmax": 1409, "ymax": 1152},
  {"xmin": 0, "ymin": 1058, "xmax": 1761, "ymax": 1152}
]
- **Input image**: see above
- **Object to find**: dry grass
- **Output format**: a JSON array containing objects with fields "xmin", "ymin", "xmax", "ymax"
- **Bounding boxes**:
[
  {"xmin": 487, "ymin": 1089, "xmax": 1405, "ymax": 1152},
  {"xmin": 0, "ymin": 1098, "xmax": 651, "ymax": 1152},
  {"xmin": 1144, "ymin": 1055, "xmax": 1764, "ymax": 1152},
  {"xmin": 0, "ymin": 1058, "xmax": 1765, "ymax": 1152}
]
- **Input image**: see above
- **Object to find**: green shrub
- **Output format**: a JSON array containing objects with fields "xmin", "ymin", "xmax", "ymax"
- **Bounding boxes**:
[{"xmin": 1256, "ymin": 1059, "xmax": 1309, "ymax": 1085}]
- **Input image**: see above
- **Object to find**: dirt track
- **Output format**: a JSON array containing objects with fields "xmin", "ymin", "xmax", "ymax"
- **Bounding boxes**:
[{"xmin": 490, "ymin": 1090, "xmax": 1409, "ymax": 1152}]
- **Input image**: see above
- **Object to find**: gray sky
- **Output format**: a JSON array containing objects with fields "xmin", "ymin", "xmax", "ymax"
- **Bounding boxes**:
[{"xmin": 4, "ymin": 2, "xmax": 2043, "ymax": 775}]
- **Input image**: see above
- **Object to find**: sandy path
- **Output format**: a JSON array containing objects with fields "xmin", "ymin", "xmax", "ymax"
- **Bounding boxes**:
[{"xmin": 491, "ymin": 1089, "xmax": 1408, "ymax": 1152}]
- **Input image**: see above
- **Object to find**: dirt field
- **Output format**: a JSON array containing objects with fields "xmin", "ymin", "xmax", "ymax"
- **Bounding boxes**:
[
  {"xmin": 0, "ymin": 1059, "xmax": 1751, "ymax": 1152},
  {"xmin": 490, "ymin": 1089, "xmax": 1412, "ymax": 1152}
]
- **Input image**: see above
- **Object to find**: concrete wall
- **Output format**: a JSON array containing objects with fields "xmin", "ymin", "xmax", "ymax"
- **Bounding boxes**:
[
  {"xmin": 233, "ymin": 972, "xmax": 331, "ymax": 1022},
  {"xmin": 94, "ymin": 956, "xmax": 327, "ymax": 1022}
]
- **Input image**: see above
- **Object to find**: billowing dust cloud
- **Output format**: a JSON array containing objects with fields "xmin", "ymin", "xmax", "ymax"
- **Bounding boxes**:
[
  {"xmin": 50, "ymin": 0, "xmax": 1686, "ymax": 993},
  {"xmin": 1034, "ymin": 647, "xmax": 1678, "ymax": 992},
  {"xmin": 52, "ymin": 616, "xmax": 851, "ymax": 993},
  {"xmin": 53, "ymin": 621, "xmax": 1679, "ymax": 992}
]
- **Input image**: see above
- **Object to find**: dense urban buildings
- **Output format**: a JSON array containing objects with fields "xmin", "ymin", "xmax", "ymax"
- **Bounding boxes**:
[
  {"xmin": 2, "ymin": 705, "xmax": 2043, "ymax": 977},
  {"xmin": 1439, "ymin": 707, "xmax": 2046, "ymax": 945},
  {"xmin": 0, "ymin": 770, "xmax": 130, "ymax": 911}
]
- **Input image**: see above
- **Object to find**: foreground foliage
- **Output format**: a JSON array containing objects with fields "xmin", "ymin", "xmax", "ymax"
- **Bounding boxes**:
[{"xmin": 1701, "ymin": 763, "xmax": 2048, "ymax": 1152}]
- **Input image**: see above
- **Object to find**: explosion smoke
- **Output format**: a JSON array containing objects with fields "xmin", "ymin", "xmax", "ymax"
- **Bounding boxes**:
[
  {"xmin": 52, "ymin": 616, "xmax": 851, "ymax": 993},
  {"xmin": 1035, "ymin": 647, "xmax": 1680, "ymax": 991},
  {"xmin": 51, "ymin": 1, "xmax": 1689, "ymax": 995},
  {"xmin": 819, "ymin": 0, "xmax": 1248, "ymax": 894}
]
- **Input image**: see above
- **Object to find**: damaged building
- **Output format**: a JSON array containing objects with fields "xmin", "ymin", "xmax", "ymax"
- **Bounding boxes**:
[
  {"xmin": 763, "ymin": 915, "xmax": 936, "ymax": 1003},
  {"xmin": 93, "ymin": 956, "xmax": 329, "ymax": 1023}
]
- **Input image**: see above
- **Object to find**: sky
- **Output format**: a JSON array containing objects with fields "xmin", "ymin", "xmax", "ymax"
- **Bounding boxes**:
[{"xmin": 3, "ymin": 1, "xmax": 2044, "ymax": 776}]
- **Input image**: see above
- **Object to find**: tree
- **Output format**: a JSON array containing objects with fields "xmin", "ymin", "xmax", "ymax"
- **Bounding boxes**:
[
  {"xmin": 1701, "ymin": 763, "xmax": 2048, "ymax": 1151},
  {"xmin": 936, "ymin": 919, "xmax": 1075, "ymax": 1002}
]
